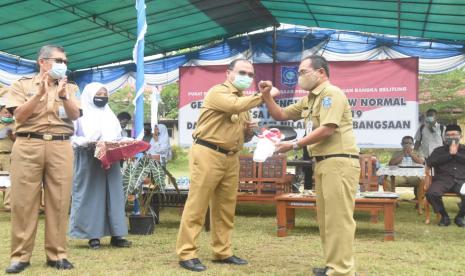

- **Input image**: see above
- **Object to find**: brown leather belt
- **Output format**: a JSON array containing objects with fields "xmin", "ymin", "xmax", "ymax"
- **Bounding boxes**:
[
  {"xmin": 16, "ymin": 132, "xmax": 70, "ymax": 141},
  {"xmin": 194, "ymin": 138, "xmax": 236, "ymax": 155},
  {"xmin": 314, "ymin": 154, "xmax": 359, "ymax": 162}
]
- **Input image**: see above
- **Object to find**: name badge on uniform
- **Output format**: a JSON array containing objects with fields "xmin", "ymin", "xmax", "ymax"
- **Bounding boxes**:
[
  {"xmin": 305, "ymin": 120, "xmax": 313, "ymax": 135},
  {"xmin": 58, "ymin": 106, "xmax": 68, "ymax": 119}
]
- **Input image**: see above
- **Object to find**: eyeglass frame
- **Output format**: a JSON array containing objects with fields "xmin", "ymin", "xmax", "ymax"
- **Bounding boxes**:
[
  {"xmin": 235, "ymin": 70, "xmax": 254, "ymax": 78},
  {"xmin": 41, "ymin": 57, "xmax": 68, "ymax": 65},
  {"xmin": 298, "ymin": 67, "xmax": 322, "ymax": 77}
]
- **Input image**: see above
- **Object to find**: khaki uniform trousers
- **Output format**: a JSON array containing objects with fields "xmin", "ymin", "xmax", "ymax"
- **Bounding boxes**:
[
  {"xmin": 314, "ymin": 157, "xmax": 360, "ymax": 276},
  {"xmin": 0, "ymin": 153, "xmax": 11, "ymax": 209},
  {"xmin": 176, "ymin": 144, "xmax": 239, "ymax": 261},
  {"xmin": 385, "ymin": 176, "xmax": 421, "ymax": 191},
  {"xmin": 10, "ymin": 137, "xmax": 73, "ymax": 262}
]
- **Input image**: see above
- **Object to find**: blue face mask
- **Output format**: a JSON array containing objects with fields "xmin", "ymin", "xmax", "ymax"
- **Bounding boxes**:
[
  {"xmin": 1, "ymin": 117, "xmax": 14, "ymax": 124},
  {"xmin": 48, "ymin": 62, "xmax": 67, "ymax": 79},
  {"xmin": 232, "ymin": 74, "xmax": 253, "ymax": 90},
  {"xmin": 425, "ymin": 116, "xmax": 435, "ymax": 124}
]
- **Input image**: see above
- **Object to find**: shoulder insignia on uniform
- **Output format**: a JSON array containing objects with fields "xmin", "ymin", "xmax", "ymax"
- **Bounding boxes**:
[{"xmin": 322, "ymin": 97, "xmax": 332, "ymax": 109}]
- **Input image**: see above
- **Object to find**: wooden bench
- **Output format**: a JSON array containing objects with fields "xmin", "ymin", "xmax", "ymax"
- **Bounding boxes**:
[
  {"xmin": 275, "ymin": 193, "xmax": 397, "ymax": 241},
  {"xmin": 237, "ymin": 154, "xmax": 294, "ymax": 203},
  {"xmin": 0, "ymin": 187, "xmax": 5, "ymax": 203},
  {"xmin": 359, "ymin": 154, "xmax": 379, "ymax": 192}
]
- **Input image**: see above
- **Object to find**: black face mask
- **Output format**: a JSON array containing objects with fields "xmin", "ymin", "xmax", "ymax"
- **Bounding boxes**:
[
  {"xmin": 444, "ymin": 137, "xmax": 460, "ymax": 146},
  {"xmin": 93, "ymin": 96, "xmax": 108, "ymax": 108}
]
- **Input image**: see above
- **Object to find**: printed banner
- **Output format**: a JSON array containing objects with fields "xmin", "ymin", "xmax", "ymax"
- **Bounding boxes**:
[{"xmin": 179, "ymin": 58, "xmax": 418, "ymax": 148}]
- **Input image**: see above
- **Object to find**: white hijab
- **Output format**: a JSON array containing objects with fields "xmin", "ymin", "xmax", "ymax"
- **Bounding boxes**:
[{"xmin": 75, "ymin": 82, "xmax": 122, "ymax": 141}]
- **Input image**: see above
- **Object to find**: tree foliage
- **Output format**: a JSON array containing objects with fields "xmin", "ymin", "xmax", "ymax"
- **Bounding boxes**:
[
  {"xmin": 419, "ymin": 69, "xmax": 465, "ymax": 121},
  {"xmin": 159, "ymin": 83, "xmax": 179, "ymax": 119},
  {"xmin": 108, "ymin": 83, "xmax": 179, "ymax": 121}
]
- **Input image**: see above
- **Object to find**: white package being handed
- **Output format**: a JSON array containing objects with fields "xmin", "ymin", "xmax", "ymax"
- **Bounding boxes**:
[{"xmin": 253, "ymin": 128, "xmax": 284, "ymax": 162}]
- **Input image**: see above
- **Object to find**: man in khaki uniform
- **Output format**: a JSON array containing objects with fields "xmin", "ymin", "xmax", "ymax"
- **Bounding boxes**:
[
  {"xmin": 5, "ymin": 45, "xmax": 81, "ymax": 274},
  {"xmin": 262, "ymin": 56, "xmax": 360, "ymax": 276},
  {"xmin": 176, "ymin": 59, "xmax": 277, "ymax": 272},
  {"xmin": 387, "ymin": 136, "xmax": 424, "ymax": 193},
  {"xmin": 0, "ymin": 103, "xmax": 15, "ymax": 211}
]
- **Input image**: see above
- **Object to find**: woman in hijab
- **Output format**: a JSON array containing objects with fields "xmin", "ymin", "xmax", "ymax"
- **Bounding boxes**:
[
  {"xmin": 147, "ymin": 124, "xmax": 172, "ymax": 166},
  {"xmin": 69, "ymin": 82, "xmax": 131, "ymax": 249}
]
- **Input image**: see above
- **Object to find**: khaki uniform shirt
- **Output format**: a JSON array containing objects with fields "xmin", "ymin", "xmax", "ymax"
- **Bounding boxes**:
[
  {"xmin": 0, "ymin": 122, "xmax": 14, "ymax": 152},
  {"xmin": 7, "ymin": 75, "xmax": 80, "ymax": 135},
  {"xmin": 283, "ymin": 81, "xmax": 359, "ymax": 156},
  {"xmin": 193, "ymin": 81, "xmax": 262, "ymax": 152}
]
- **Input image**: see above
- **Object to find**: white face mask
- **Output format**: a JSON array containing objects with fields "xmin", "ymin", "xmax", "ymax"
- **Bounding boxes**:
[
  {"xmin": 48, "ymin": 62, "xmax": 67, "ymax": 79},
  {"xmin": 232, "ymin": 74, "xmax": 253, "ymax": 90},
  {"xmin": 298, "ymin": 71, "xmax": 319, "ymax": 91}
]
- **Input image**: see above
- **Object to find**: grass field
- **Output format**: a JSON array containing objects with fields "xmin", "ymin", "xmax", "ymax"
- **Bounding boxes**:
[
  {"xmin": 1, "ymin": 150, "xmax": 464, "ymax": 275},
  {"xmin": 1, "ymin": 193, "xmax": 465, "ymax": 275}
]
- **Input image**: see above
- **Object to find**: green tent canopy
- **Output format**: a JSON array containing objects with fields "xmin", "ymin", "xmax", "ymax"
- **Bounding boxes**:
[{"xmin": 1, "ymin": 0, "xmax": 464, "ymax": 70}]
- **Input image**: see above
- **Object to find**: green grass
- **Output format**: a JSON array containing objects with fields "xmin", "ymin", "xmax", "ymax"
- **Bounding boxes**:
[
  {"xmin": 2, "ymin": 151, "xmax": 464, "ymax": 275},
  {"xmin": 166, "ymin": 147, "xmax": 189, "ymax": 178},
  {"xmin": 1, "ymin": 194, "xmax": 465, "ymax": 275}
]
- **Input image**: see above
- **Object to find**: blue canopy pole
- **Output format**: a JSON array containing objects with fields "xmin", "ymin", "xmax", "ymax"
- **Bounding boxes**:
[
  {"xmin": 133, "ymin": 0, "xmax": 147, "ymax": 140},
  {"xmin": 132, "ymin": 0, "xmax": 147, "ymax": 216}
]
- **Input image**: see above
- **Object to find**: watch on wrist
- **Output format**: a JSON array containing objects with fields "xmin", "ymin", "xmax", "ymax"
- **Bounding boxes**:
[
  {"xmin": 59, "ymin": 94, "xmax": 69, "ymax": 100},
  {"xmin": 292, "ymin": 141, "xmax": 300, "ymax": 150}
]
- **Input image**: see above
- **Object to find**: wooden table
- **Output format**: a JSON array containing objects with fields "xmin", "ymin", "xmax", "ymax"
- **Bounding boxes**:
[{"xmin": 275, "ymin": 194, "xmax": 397, "ymax": 241}]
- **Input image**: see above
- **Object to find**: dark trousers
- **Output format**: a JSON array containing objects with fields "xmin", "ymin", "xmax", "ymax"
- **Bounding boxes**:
[
  {"xmin": 302, "ymin": 146, "xmax": 313, "ymax": 190},
  {"xmin": 426, "ymin": 181, "xmax": 465, "ymax": 217}
]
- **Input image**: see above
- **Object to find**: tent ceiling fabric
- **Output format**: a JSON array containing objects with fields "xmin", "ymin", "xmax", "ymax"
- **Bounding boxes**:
[
  {"xmin": 262, "ymin": 0, "xmax": 465, "ymax": 42},
  {"xmin": 1, "ymin": 0, "xmax": 464, "ymax": 71}
]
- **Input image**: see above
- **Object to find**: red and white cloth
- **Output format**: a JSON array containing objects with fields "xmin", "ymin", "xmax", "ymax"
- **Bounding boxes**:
[
  {"xmin": 94, "ymin": 140, "xmax": 150, "ymax": 170},
  {"xmin": 253, "ymin": 128, "xmax": 284, "ymax": 162}
]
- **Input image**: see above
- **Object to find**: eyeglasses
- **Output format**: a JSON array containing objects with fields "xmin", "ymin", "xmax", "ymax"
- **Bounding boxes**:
[
  {"xmin": 401, "ymin": 142, "xmax": 413, "ymax": 145},
  {"xmin": 42, "ymin": 57, "xmax": 68, "ymax": 65},
  {"xmin": 298, "ymin": 68, "xmax": 321, "ymax": 76},
  {"xmin": 237, "ymin": 70, "xmax": 254, "ymax": 78}
]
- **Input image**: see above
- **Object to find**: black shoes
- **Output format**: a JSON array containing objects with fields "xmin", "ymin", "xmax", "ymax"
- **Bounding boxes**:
[
  {"xmin": 179, "ymin": 258, "xmax": 207, "ymax": 272},
  {"xmin": 313, "ymin": 266, "xmax": 329, "ymax": 276},
  {"xmin": 46, "ymin": 259, "xmax": 74, "ymax": 270},
  {"xmin": 454, "ymin": 215, "xmax": 465, "ymax": 227},
  {"xmin": 5, "ymin": 262, "xmax": 30, "ymax": 274},
  {"xmin": 212, "ymin": 255, "xmax": 248, "ymax": 265},
  {"xmin": 89, "ymin": 239, "xmax": 101, "ymax": 249},
  {"xmin": 179, "ymin": 256, "xmax": 246, "ymax": 271},
  {"xmin": 438, "ymin": 215, "xmax": 451, "ymax": 226},
  {"xmin": 110, "ymin": 236, "xmax": 132, "ymax": 248}
]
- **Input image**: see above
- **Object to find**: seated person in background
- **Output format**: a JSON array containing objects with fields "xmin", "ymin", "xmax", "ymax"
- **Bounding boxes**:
[
  {"xmin": 386, "ymin": 136, "xmax": 424, "ymax": 197},
  {"xmin": 117, "ymin": 111, "xmax": 131, "ymax": 137},
  {"xmin": 426, "ymin": 124, "xmax": 465, "ymax": 227},
  {"xmin": 0, "ymin": 103, "xmax": 15, "ymax": 211},
  {"xmin": 69, "ymin": 82, "xmax": 131, "ymax": 249},
  {"xmin": 147, "ymin": 124, "xmax": 172, "ymax": 166}
]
